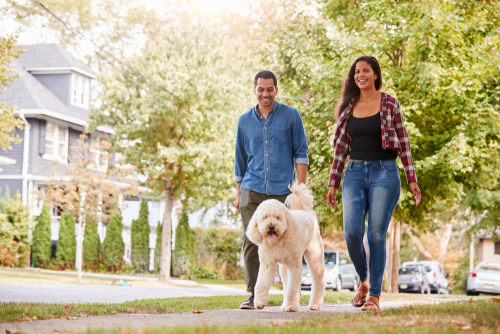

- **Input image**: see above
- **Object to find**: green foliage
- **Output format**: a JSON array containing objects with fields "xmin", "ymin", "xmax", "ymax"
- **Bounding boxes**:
[
  {"xmin": 131, "ymin": 198, "xmax": 150, "ymax": 272},
  {"xmin": 172, "ymin": 210, "xmax": 195, "ymax": 278},
  {"xmin": 198, "ymin": 228, "xmax": 242, "ymax": 280},
  {"xmin": 102, "ymin": 215, "xmax": 124, "ymax": 272},
  {"xmin": 31, "ymin": 206, "xmax": 52, "ymax": 268},
  {"xmin": 83, "ymin": 222, "xmax": 100, "ymax": 269},
  {"xmin": 154, "ymin": 221, "xmax": 162, "ymax": 272},
  {"xmin": 55, "ymin": 213, "xmax": 76, "ymax": 269},
  {"xmin": 0, "ymin": 187, "xmax": 34, "ymax": 267},
  {"xmin": 0, "ymin": 34, "xmax": 24, "ymax": 150},
  {"xmin": 260, "ymin": 0, "xmax": 500, "ymax": 231}
]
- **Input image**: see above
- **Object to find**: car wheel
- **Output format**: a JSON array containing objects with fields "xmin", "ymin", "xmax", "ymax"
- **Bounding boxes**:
[{"xmin": 336, "ymin": 278, "xmax": 342, "ymax": 292}]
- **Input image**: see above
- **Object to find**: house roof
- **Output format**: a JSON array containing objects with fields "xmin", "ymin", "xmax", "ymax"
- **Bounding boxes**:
[
  {"xmin": 18, "ymin": 44, "xmax": 96, "ymax": 77},
  {"xmin": 0, "ymin": 59, "xmax": 88, "ymax": 125}
]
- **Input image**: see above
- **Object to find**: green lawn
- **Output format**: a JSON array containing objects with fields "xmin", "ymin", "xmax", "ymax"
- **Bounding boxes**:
[{"xmin": 76, "ymin": 299, "xmax": 500, "ymax": 334}]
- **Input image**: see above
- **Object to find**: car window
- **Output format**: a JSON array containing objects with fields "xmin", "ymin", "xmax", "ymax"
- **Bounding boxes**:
[
  {"xmin": 324, "ymin": 252, "xmax": 337, "ymax": 266},
  {"xmin": 477, "ymin": 263, "xmax": 500, "ymax": 272},
  {"xmin": 400, "ymin": 267, "xmax": 418, "ymax": 275}
]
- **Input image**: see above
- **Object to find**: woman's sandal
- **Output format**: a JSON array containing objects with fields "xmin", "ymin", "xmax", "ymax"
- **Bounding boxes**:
[
  {"xmin": 351, "ymin": 285, "xmax": 369, "ymax": 308},
  {"xmin": 361, "ymin": 296, "xmax": 380, "ymax": 311}
]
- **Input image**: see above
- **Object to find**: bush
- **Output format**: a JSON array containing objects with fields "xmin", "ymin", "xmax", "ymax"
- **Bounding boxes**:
[
  {"xmin": 102, "ymin": 215, "xmax": 124, "ymax": 272},
  {"xmin": 55, "ymin": 213, "xmax": 76, "ymax": 269},
  {"xmin": 131, "ymin": 198, "xmax": 150, "ymax": 272},
  {"xmin": 0, "ymin": 187, "xmax": 34, "ymax": 267},
  {"xmin": 154, "ymin": 221, "xmax": 162, "ymax": 272},
  {"xmin": 83, "ymin": 222, "xmax": 100, "ymax": 269},
  {"xmin": 173, "ymin": 210, "xmax": 194, "ymax": 278},
  {"xmin": 192, "ymin": 267, "xmax": 223, "ymax": 280},
  {"xmin": 32, "ymin": 206, "xmax": 52, "ymax": 268},
  {"xmin": 201, "ymin": 228, "xmax": 242, "ymax": 280}
]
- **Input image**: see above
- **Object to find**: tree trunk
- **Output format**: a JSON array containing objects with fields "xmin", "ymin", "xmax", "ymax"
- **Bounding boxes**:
[
  {"xmin": 385, "ymin": 219, "xmax": 394, "ymax": 292},
  {"xmin": 410, "ymin": 234, "xmax": 434, "ymax": 261},
  {"xmin": 437, "ymin": 223, "xmax": 452, "ymax": 264},
  {"xmin": 159, "ymin": 179, "xmax": 173, "ymax": 283},
  {"xmin": 390, "ymin": 221, "xmax": 401, "ymax": 293}
]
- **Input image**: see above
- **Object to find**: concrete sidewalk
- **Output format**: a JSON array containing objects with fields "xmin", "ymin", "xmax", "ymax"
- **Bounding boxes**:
[{"xmin": 0, "ymin": 299, "xmax": 456, "ymax": 334}]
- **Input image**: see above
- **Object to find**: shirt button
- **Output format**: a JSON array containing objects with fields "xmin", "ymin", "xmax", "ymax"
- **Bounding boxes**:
[
  {"xmin": 265, "ymin": 127, "xmax": 267, "ymax": 129},
  {"xmin": 266, "ymin": 154, "xmax": 268, "ymax": 156},
  {"xmin": 265, "ymin": 141, "xmax": 267, "ymax": 143},
  {"xmin": 267, "ymin": 180, "xmax": 269, "ymax": 183}
]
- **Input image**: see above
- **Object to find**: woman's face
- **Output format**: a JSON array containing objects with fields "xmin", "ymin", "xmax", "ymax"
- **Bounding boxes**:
[{"xmin": 354, "ymin": 61, "xmax": 377, "ymax": 90}]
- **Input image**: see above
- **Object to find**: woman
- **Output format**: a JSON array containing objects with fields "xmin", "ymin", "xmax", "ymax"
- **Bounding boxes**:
[{"xmin": 326, "ymin": 55, "xmax": 421, "ymax": 311}]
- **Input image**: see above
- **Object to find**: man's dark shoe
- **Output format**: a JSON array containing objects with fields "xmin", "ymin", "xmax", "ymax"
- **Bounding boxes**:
[{"xmin": 240, "ymin": 294, "xmax": 255, "ymax": 309}]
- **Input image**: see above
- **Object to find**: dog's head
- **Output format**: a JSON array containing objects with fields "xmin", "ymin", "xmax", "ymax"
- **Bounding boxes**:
[{"xmin": 246, "ymin": 199, "xmax": 291, "ymax": 245}]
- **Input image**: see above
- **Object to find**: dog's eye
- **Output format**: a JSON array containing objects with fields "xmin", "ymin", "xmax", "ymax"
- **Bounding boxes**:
[{"xmin": 263, "ymin": 215, "xmax": 268, "ymax": 219}]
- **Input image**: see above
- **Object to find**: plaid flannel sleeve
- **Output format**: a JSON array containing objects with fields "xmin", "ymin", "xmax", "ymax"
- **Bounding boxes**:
[
  {"xmin": 393, "ymin": 100, "xmax": 418, "ymax": 184},
  {"xmin": 328, "ymin": 122, "xmax": 349, "ymax": 188}
]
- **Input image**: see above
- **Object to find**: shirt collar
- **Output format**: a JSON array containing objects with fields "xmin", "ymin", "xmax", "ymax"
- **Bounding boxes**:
[{"xmin": 255, "ymin": 100, "xmax": 280, "ymax": 117}]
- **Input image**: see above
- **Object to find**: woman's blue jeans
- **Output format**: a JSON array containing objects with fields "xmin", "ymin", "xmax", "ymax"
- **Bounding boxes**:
[{"xmin": 342, "ymin": 160, "xmax": 401, "ymax": 297}]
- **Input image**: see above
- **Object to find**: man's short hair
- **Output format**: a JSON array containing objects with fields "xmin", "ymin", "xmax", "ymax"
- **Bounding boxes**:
[{"xmin": 254, "ymin": 70, "xmax": 277, "ymax": 87}]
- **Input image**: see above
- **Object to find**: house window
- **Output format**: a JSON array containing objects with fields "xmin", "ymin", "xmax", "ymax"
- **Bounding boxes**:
[
  {"xmin": 44, "ymin": 122, "xmax": 68, "ymax": 162},
  {"xmin": 495, "ymin": 242, "xmax": 500, "ymax": 255},
  {"xmin": 89, "ymin": 134, "xmax": 108, "ymax": 172},
  {"xmin": 71, "ymin": 73, "xmax": 90, "ymax": 108}
]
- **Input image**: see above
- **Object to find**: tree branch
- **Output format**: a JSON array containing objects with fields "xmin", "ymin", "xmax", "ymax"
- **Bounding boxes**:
[
  {"xmin": 353, "ymin": 0, "xmax": 367, "ymax": 23},
  {"xmin": 410, "ymin": 233, "xmax": 434, "ymax": 261},
  {"xmin": 384, "ymin": 50, "xmax": 397, "ymax": 67}
]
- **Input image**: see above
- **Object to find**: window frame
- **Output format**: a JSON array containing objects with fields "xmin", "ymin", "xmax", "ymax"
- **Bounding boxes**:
[
  {"xmin": 88, "ymin": 134, "xmax": 109, "ymax": 172},
  {"xmin": 43, "ymin": 122, "xmax": 69, "ymax": 163},
  {"xmin": 71, "ymin": 73, "xmax": 90, "ymax": 109}
]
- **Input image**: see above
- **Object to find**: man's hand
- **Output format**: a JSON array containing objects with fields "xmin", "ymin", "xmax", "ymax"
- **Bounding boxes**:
[
  {"xmin": 235, "ymin": 182, "xmax": 241, "ymax": 213},
  {"xmin": 327, "ymin": 186, "xmax": 338, "ymax": 208}
]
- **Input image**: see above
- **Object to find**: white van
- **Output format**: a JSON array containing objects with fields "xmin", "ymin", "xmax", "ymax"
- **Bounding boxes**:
[{"xmin": 403, "ymin": 261, "xmax": 449, "ymax": 293}]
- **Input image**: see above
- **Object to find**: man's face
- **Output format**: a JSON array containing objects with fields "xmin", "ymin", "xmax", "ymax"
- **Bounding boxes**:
[{"xmin": 254, "ymin": 78, "xmax": 278, "ymax": 108}]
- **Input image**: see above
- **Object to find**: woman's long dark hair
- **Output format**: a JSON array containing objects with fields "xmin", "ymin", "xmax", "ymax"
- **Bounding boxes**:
[{"xmin": 334, "ymin": 55, "xmax": 383, "ymax": 121}]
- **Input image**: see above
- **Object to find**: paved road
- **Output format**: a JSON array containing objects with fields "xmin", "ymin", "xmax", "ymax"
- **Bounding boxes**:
[{"xmin": 0, "ymin": 284, "xmax": 251, "ymax": 304}]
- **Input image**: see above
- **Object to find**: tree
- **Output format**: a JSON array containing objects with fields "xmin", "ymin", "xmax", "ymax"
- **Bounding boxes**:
[
  {"xmin": 102, "ymin": 215, "xmax": 124, "ymax": 271},
  {"xmin": 95, "ymin": 16, "xmax": 252, "ymax": 282},
  {"xmin": 173, "ymin": 210, "xmax": 194, "ymax": 277},
  {"xmin": 55, "ymin": 213, "xmax": 76, "ymax": 268},
  {"xmin": 154, "ymin": 221, "xmax": 162, "ymax": 272},
  {"xmin": 201, "ymin": 228, "xmax": 242, "ymax": 280},
  {"xmin": 39, "ymin": 134, "xmax": 137, "ymax": 280},
  {"xmin": 131, "ymin": 198, "xmax": 150, "ymax": 272},
  {"xmin": 0, "ymin": 187, "xmax": 34, "ymax": 266},
  {"xmin": 83, "ymin": 221, "xmax": 100, "ymax": 269},
  {"xmin": 259, "ymin": 0, "xmax": 500, "ymax": 290},
  {"xmin": 32, "ymin": 206, "xmax": 52, "ymax": 268},
  {"xmin": 0, "ymin": 34, "xmax": 25, "ymax": 150}
]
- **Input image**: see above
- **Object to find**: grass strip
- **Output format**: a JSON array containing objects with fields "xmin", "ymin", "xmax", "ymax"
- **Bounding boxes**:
[
  {"xmin": 83, "ymin": 299, "xmax": 500, "ymax": 334},
  {"xmin": 0, "ymin": 291, "xmax": 353, "ymax": 323}
]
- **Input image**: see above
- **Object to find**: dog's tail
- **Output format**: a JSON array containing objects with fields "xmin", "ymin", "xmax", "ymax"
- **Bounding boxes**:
[{"xmin": 284, "ymin": 182, "xmax": 314, "ymax": 213}]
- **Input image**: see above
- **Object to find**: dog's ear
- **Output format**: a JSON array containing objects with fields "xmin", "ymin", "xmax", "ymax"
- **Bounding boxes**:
[
  {"xmin": 246, "ymin": 214, "xmax": 263, "ymax": 245},
  {"xmin": 281, "ymin": 208, "xmax": 297, "ymax": 241}
]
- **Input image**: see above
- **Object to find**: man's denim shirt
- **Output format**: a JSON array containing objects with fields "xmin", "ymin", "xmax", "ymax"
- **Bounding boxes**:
[{"xmin": 234, "ymin": 101, "xmax": 309, "ymax": 196}]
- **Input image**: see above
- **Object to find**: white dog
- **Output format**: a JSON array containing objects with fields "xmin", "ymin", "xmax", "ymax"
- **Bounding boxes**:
[{"xmin": 246, "ymin": 183, "xmax": 325, "ymax": 312}]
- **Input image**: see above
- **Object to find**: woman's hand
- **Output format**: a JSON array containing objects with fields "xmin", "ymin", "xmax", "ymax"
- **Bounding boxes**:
[
  {"xmin": 327, "ymin": 186, "xmax": 338, "ymax": 208},
  {"xmin": 410, "ymin": 182, "xmax": 421, "ymax": 206}
]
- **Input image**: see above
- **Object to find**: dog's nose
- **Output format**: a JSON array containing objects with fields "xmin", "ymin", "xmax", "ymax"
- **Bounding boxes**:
[{"xmin": 268, "ymin": 225, "xmax": 275, "ymax": 231}]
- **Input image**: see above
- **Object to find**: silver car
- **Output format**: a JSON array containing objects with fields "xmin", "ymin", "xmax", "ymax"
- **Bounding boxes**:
[
  {"xmin": 301, "ymin": 250, "xmax": 358, "ymax": 291},
  {"xmin": 398, "ymin": 265, "xmax": 431, "ymax": 294},
  {"xmin": 467, "ymin": 262, "xmax": 500, "ymax": 295}
]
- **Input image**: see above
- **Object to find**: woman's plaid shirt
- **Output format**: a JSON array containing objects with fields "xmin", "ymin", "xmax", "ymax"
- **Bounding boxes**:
[{"xmin": 328, "ymin": 92, "xmax": 417, "ymax": 188}]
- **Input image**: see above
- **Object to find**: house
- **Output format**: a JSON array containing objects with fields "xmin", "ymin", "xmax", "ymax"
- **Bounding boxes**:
[
  {"xmin": 0, "ymin": 44, "xmax": 180, "ymax": 269},
  {"xmin": 477, "ymin": 236, "xmax": 500, "ymax": 264}
]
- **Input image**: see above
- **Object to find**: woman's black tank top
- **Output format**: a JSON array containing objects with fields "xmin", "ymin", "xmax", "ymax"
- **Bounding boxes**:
[{"xmin": 347, "ymin": 112, "xmax": 397, "ymax": 161}]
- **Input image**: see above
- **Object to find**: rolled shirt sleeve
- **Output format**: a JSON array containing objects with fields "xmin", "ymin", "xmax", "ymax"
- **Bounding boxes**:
[
  {"xmin": 234, "ymin": 118, "xmax": 248, "ymax": 182},
  {"xmin": 291, "ymin": 110, "xmax": 309, "ymax": 165}
]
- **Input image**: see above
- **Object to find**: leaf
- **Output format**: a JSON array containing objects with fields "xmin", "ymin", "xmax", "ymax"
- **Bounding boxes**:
[
  {"xmin": 492, "ymin": 297, "xmax": 500, "ymax": 303},
  {"xmin": 191, "ymin": 306, "xmax": 203, "ymax": 314},
  {"xmin": 371, "ymin": 310, "xmax": 380, "ymax": 316},
  {"xmin": 32, "ymin": 316, "xmax": 38, "ymax": 320},
  {"xmin": 64, "ymin": 304, "xmax": 72, "ymax": 312},
  {"xmin": 469, "ymin": 298, "xmax": 475, "ymax": 303}
]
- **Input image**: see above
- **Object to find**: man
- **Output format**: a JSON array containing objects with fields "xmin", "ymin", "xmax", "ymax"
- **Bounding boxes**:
[{"xmin": 234, "ymin": 70, "xmax": 309, "ymax": 309}]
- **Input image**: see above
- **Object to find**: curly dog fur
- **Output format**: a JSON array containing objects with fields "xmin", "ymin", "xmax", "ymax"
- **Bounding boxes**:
[{"xmin": 246, "ymin": 183, "xmax": 325, "ymax": 312}]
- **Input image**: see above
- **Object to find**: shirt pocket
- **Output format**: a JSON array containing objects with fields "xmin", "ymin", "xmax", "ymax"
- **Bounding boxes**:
[{"xmin": 274, "ymin": 127, "xmax": 290, "ymax": 146}]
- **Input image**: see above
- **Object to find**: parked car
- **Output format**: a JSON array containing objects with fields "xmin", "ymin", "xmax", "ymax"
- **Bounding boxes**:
[
  {"xmin": 467, "ymin": 262, "xmax": 500, "ymax": 296},
  {"xmin": 403, "ymin": 261, "xmax": 449, "ymax": 293},
  {"xmin": 398, "ymin": 264, "xmax": 431, "ymax": 294},
  {"xmin": 301, "ymin": 250, "xmax": 358, "ymax": 291}
]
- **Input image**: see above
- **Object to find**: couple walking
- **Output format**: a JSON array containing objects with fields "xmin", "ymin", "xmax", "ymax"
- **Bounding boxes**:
[{"xmin": 234, "ymin": 56, "xmax": 422, "ymax": 311}]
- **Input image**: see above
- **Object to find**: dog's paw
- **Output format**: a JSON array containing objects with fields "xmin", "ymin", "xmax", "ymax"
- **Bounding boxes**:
[
  {"xmin": 254, "ymin": 296, "xmax": 268, "ymax": 310},
  {"xmin": 280, "ymin": 302, "xmax": 288, "ymax": 312},
  {"xmin": 284, "ymin": 304, "xmax": 299, "ymax": 312},
  {"xmin": 308, "ymin": 302, "xmax": 322, "ymax": 311}
]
